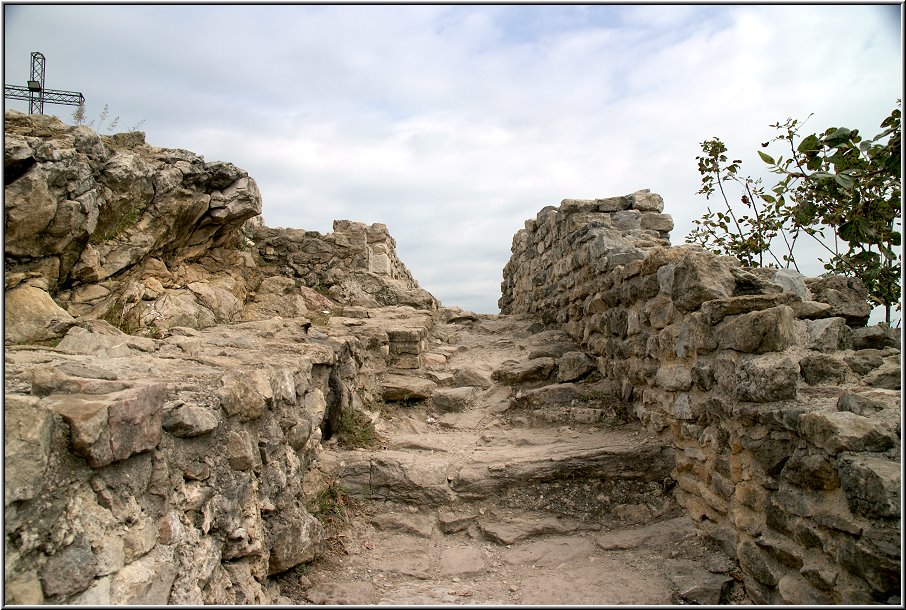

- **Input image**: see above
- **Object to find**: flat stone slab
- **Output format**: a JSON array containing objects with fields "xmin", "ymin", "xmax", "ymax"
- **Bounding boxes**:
[
  {"xmin": 438, "ymin": 547, "xmax": 487, "ymax": 577},
  {"xmin": 501, "ymin": 535, "xmax": 597, "ymax": 567},
  {"xmin": 306, "ymin": 581, "xmax": 376, "ymax": 604}
]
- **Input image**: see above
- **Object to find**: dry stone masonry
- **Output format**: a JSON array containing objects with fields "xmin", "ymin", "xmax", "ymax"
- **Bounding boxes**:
[
  {"xmin": 4, "ymin": 110, "xmax": 901, "ymax": 605},
  {"xmin": 500, "ymin": 191, "xmax": 901, "ymax": 604}
]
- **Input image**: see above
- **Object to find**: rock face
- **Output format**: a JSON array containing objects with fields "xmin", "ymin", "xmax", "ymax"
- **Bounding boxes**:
[
  {"xmin": 3, "ymin": 111, "xmax": 438, "ymax": 605},
  {"xmin": 3, "ymin": 110, "xmax": 435, "ymax": 346},
  {"xmin": 500, "ymin": 190, "xmax": 901, "ymax": 604}
]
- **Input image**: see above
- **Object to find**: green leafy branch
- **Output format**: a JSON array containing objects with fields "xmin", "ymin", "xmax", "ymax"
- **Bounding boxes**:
[{"xmin": 687, "ymin": 102, "xmax": 902, "ymax": 323}]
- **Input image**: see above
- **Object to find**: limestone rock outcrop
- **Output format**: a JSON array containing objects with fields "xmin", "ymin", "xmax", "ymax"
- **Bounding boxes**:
[
  {"xmin": 3, "ymin": 111, "xmax": 438, "ymax": 605},
  {"xmin": 4, "ymin": 110, "xmax": 436, "ymax": 346}
]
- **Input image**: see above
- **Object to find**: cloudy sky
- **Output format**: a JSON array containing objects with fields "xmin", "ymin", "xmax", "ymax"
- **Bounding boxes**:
[{"xmin": 4, "ymin": 4, "xmax": 902, "ymax": 321}]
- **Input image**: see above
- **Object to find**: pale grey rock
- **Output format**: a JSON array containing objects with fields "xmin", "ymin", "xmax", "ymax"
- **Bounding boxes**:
[
  {"xmin": 852, "ymin": 324, "xmax": 900, "ymax": 350},
  {"xmin": 492, "ymin": 357, "xmax": 556, "ymax": 385},
  {"xmin": 438, "ymin": 547, "xmax": 487, "ymax": 576},
  {"xmin": 267, "ymin": 507, "xmax": 325, "ymax": 574},
  {"xmin": 772, "ymin": 268, "xmax": 812, "ymax": 300},
  {"xmin": 806, "ymin": 275, "xmax": 872, "ymax": 327},
  {"xmin": 798, "ymin": 410, "xmax": 896, "ymax": 455},
  {"xmin": 735, "ymin": 355, "xmax": 798, "ymax": 402},
  {"xmin": 432, "ymin": 386, "xmax": 477, "ymax": 413},
  {"xmin": 306, "ymin": 582, "xmax": 376, "ymax": 604},
  {"xmin": 640, "ymin": 212, "xmax": 674, "ymax": 232},
  {"xmin": 370, "ymin": 512, "xmax": 435, "ymax": 538},
  {"xmin": 807, "ymin": 317, "xmax": 854, "ymax": 352},
  {"xmin": 451, "ymin": 365, "xmax": 493, "ymax": 388},
  {"xmin": 629, "ymin": 189, "xmax": 665, "ymax": 212},
  {"xmin": 655, "ymin": 363, "xmax": 693, "ymax": 391},
  {"xmin": 799, "ymin": 353, "xmax": 850, "ymax": 385},
  {"xmin": 717, "ymin": 305, "xmax": 795, "ymax": 353},
  {"xmin": 163, "ymin": 404, "xmax": 220, "ymax": 437},
  {"xmin": 671, "ymin": 253, "xmax": 738, "ymax": 312},
  {"xmin": 4, "ymin": 395, "xmax": 54, "ymax": 504},
  {"xmin": 382, "ymin": 374, "xmax": 437, "ymax": 401},
  {"xmin": 665, "ymin": 558, "xmax": 734, "ymax": 604},
  {"xmin": 4, "ymin": 283, "xmax": 76, "ymax": 344},
  {"xmin": 110, "ymin": 547, "xmax": 177, "ymax": 604}
]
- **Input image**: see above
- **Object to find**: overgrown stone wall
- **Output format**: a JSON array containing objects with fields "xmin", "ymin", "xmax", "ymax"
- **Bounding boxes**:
[{"xmin": 500, "ymin": 190, "xmax": 901, "ymax": 604}]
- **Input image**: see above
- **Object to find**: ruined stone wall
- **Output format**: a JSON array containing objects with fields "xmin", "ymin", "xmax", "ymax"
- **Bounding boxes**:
[
  {"xmin": 251, "ymin": 220, "xmax": 437, "ymax": 310},
  {"xmin": 500, "ymin": 190, "xmax": 902, "ymax": 604}
]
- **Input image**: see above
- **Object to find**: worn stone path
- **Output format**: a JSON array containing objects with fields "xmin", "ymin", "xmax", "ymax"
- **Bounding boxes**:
[{"xmin": 286, "ymin": 311, "xmax": 745, "ymax": 604}]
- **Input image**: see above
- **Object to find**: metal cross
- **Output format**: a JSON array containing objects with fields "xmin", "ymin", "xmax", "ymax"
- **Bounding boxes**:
[{"xmin": 4, "ymin": 51, "xmax": 85, "ymax": 115}]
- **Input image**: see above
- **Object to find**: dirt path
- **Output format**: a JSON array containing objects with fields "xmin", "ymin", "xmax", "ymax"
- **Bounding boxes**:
[{"xmin": 282, "ymin": 312, "xmax": 747, "ymax": 604}]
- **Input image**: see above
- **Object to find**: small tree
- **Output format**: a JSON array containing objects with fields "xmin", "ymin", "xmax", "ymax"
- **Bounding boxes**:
[{"xmin": 687, "ymin": 102, "xmax": 902, "ymax": 323}]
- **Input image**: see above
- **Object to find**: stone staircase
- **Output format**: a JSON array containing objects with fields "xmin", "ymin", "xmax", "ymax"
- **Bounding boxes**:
[{"xmin": 292, "ymin": 310, "xmax": 743, "ymax": 604}]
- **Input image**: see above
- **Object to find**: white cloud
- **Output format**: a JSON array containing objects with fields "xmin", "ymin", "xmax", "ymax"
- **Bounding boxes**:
[{"xmin": 4, "ymin": 5, "xmax": 901, "ymax": 323}]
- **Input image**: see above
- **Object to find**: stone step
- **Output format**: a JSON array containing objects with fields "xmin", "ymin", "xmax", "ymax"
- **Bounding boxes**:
[{"xmin": 450, "ymin": 434, "xmax": 674, "ymax": 500}]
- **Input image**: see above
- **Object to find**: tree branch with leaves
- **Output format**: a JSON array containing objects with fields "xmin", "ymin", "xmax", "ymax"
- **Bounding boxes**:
[{"xmin": 687, "ymin": 102, "xmax": 902, "ymax": 324}]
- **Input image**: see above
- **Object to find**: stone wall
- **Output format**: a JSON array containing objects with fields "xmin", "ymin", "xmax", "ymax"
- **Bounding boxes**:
[
  {"xmin": 252, "ymin": 220, "xmax": 437, "ymax": 310},
  {"xmin": 500, "ymin": 190, "xmax": 902, "ymax": 604}
]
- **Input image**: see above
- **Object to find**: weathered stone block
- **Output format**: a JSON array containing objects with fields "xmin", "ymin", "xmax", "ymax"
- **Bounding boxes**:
[
  {"xmin": 629, "ymin": 189, "xmax": 665, "ymax": 212},
  {"xmin": 717, "ymin": 305, "xmax": 795, "ymax": 353},
  {"xmin": 806, "ymin": 317, "xmax": 853, "ymax": 352},
  {"xmin": 110, "ymin": 546, "xmax": 177, "ymax": 604},
  {"xmin": 838, "ymin": 455, "xmax": 900, "ymax": 519},
  {"xmin": 799, "ymin": 353, "xmax": 849, "ymax": 385},
  {"xmin": 219, "ymin": 368, "xmax": 272, "ymax": 420},
  {"xmin": 671, "ymin": 254, "xmax": 738, "ymax": 312},
  {"xmin": 777, "ymin": 574, "xmax": 834, "ymax": 604},
  {"xmin": 655, "ymin": 363, "xmax": 693, "ymax": 391},
  {"xmin": 163, "ymin": 404, "xmax": 219, "ymax": 437},
  {"xmin": 701, "ymin": 293, "xmax": 799, "ymax": 325},
  {"xmin": 852, "ymin": 324, "xmax": 900, "ymax": 350},
  {"xmin": 806, "ymin": 275, "xmax": 871, "ymax": 327},
  {"xmin": 844, "ymin": 350, "xmax": 885, "ymax": 375},
  {"xmin": 779, "ymin": 450, "xmax": 840, "ymax": 491},
  {"xmin": 43, "ymin": 383, "xmax": 165, "ymax": 468},
  {"xmin": 432, "ymin": 386, "xmax": 477, "ymax": 413},
  {"xmin": 639, "ymin": 212, "xmax": 674, "ymax": 233},
  {"xmin": 737, "ymin": 540, "xmax": 785, "ymax": 586},
  {"xmin": 492, "ymin": 357, "xmax": 556, "ymax": 385},
  {"xmin": 381, "ymin": 374, "xmax": 437, "ymax": 401},
  {"xmin": 771, "ymin": 269, "xmax": 811, "ymax": 300},
  {"xmin": 735, "ymin": 355, "xmax": 798, "ymax": 402},
  {"xmin": 266, "ymin": 507, "xmax": 325, "ymax": 575},
  {"xmin": 4, "ymin": 395, "xmax": 54, "ymax": 504},
  {"xmin": 39, "ymin": 536, "xmax": 98, "ymax": 598},
  {"xmin": 798, "ymin": 411, "xmax": 896, "ymax": 455}
]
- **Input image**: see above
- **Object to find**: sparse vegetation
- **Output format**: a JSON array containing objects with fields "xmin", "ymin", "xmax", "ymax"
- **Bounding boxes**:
[
  {"xmin": 335, "ymin": 407, "xmax": 378, "ymax": 449},
  {"xmin": 307, "ymin": 479, "xmax": 356, "ymax": 536},
  {"xmin": 688, "ymin": 102, "xmax": 902, "ymax": 323},
  {"xmin": 72, "ymin": 101, "xmax": 145, "ymax": 133}
]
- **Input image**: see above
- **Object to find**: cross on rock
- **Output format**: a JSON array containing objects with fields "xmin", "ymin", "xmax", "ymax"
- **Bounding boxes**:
[{"xmin": 4, "ymin": 51, "xmax": 84, "ymax": 115}]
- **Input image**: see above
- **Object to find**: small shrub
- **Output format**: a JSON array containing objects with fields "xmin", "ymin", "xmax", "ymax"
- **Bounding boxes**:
[
  {"xmin": 307, "ymin": 480, "xmax": 355, "ymax": 535},
  {"xmin": 336, "ymin": 408, "xmax": 378, "ymax": 449}
]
